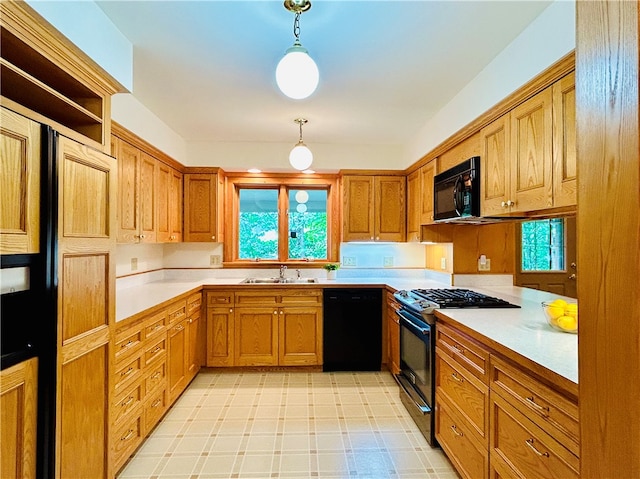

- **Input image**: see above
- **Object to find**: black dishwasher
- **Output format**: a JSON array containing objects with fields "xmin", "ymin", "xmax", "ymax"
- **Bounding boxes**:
[{"xmin": 323, "ymin": 288, "xmax": 382, "ymax": 372}]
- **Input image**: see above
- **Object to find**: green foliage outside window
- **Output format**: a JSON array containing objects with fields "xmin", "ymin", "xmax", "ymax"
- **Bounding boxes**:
[
  {"xmin": 521, "ymin": 218, "xmax": 565, "ymax": 271},
  {"xmin": 288, "ymin": 211, "xmax": 327, "ymax": 259}
]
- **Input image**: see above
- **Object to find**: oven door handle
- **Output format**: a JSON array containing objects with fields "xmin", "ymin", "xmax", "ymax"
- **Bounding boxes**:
[{"xmin": 397, "ymin": 309, "xmax": 430, "ymax": 335}]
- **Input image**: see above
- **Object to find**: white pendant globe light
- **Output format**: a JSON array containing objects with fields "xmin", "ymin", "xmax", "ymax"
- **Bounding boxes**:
[
  {"xmin": 295, "ymin": 190, "xmax": 309, "ymax": 204},
  {"xmin": 276, "ymin": 0, "xmax": 319, "ymax": 100},
  {"xmin": 289, "ymin": 118, "xmax": 313, "ymax": 171}
]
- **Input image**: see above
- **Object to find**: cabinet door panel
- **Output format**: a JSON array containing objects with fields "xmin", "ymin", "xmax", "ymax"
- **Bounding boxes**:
[
  {"xmin": 343, "ymin": 176, "xmax": 374, "ymax": 241},
  {"xmin": 552, "ymin": 72, "xmax": 577, "ymax": 208},
  {"xmin": 406, "ymin": 170, "xmax": 420, "ymax": 242},
  {"xmin": 234, "ymin": 307, "xmax": 278, "ymax": 366},
  {"xmin": 419, "ymin": 161, "xmax": 436, "ymax": 225},
  {"xmin": 116, "ymin": 138, "xmax": 140, "ymax": 243},
  {"xmin": 184, "ymin": 173, "xmax": 218, "ymax": 242},
  {"xmin": 510, "ymin": 87, "xmax": 553, "ymax": 212},
  {"xmin": 0, "ymin": 107, "xmax": 40, "ymax": 254},
  {"xmin": 480, "ymin": 114, "xmax": 510, "ymax": 216},
  {"xmin": 207, "ymin": 307, "xmax": 234, "ymax": 366},
  {"xmin": 374, "ymin": 176, "xmax": 405, "ymax": 241},
  {"xmin": 139, "ymin": 153, "xmax": 157, "ymax": 242},
  {"xmin": 278, "ymin": 306, "xmax": 322, "ymax": 366},
  {"xmin": 168, "ymin": 319, "xmax": 187, "ymax": 403}
]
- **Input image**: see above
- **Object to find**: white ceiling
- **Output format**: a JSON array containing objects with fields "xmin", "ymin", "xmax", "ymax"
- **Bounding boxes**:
[{"xmin": 96, "ymin": 1, "xmax": 552, "ymax": 150}]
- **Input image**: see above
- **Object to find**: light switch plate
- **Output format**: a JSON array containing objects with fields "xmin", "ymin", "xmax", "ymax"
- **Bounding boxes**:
[
  {"xmin": 131, "ymin": 257, "xmax": 138, "ymax": 271},
  {"xmin": 383, "ymin": 257, "xmax": 394, "ymax": 267},
  {"xmin": 478, "ymin": 258, "xmax": 491, "ymax": 271},
  {"xmin": 440, "ymin": 257, "xmax": 447, "ymax": 270},
  {"xmin": 342, "ymin": 256, "xmax": 356, "ymax": 267},
  {"xmin": 210, "ymin": 255, "xmax": 222, "ymax": 265}
]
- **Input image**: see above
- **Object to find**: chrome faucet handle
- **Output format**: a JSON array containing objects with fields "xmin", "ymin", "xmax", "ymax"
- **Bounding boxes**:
[
  {"xmin": 279, "ymin": 265, "xmax": 287, "ymax": 278},
  {"xmin": 296, "ymin": 269, "xmax": 301, "ymax": 279}
]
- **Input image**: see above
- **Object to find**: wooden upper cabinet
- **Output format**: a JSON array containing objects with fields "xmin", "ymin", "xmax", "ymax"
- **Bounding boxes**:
[
  {"xmin": 183, "ymin": 173, "xmax": 219, "ymax": 242},
  {"xmin": 480, "ymin": 79, "xmax": 575, "ymax": 217},
  {"xmin": 480, "ymin": 114, "xmax": 511, "ymax": 217},
  {"xmin": 419, "ymin": 161, "xmax": 436, "ymax": 225},
  {"xmin": 406, "ymin": 170, "xmax": 421, "ymax": 242},
  {"xmin": 510, "ymin": 86, "xmax": 554, "ymax": 212},
  {"xmin": 552, "ymin": 72, "xmax": 577, "ymax": 208},
  {"xmin": 343, "ymin": 175, "xmax": 405, "ymax": 242},
  {"xmin": 157, "ymin": 162, "xmax": 183, "ymax": 242},
  {"xmin": 114, "ymin": 137, "xmax": 157, "ymax": 243},
  {"xmin": 0, "ymin": 107, "xmax": 40, "ymax": 254}
]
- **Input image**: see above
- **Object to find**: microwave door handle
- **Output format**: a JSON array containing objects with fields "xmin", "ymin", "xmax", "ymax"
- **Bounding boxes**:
[{"xmin": 453, "ymin": 176, "xmax": 463, "ymax": 216}]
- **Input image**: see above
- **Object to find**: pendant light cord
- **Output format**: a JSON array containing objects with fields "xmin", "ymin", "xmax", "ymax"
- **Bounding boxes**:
[{"xmin": 293, "ymin": 12, "xmax": 301, "ymax": 42}]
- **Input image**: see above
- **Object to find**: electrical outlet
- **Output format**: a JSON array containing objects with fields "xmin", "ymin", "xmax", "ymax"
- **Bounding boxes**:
[
  {"xmin": 383, "ymin": 256, "xmax": 394, "ymax": 267},
  {"xmin": 342, "ymin": 256, "xmax": 356, "ymax": 267},
  {"xmin": 210, "ymin": 254, "xmax": 221, "ymax": 266},
  {"xmin": 440, "ymin": 257, "xmax": 447, "ymax": 270},
  {"xmin": 478, "ymin": 258, "xmax": 491, "ymax": 271},
  {"xmin": 131, "ymin": 258, "xmax": 138, "ymax": 271}
]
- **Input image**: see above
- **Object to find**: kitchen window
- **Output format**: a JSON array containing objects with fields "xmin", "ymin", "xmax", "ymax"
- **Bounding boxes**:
[
  {"xmin": 225, "ymin": 175, "xmax": 340, "ymax": 264},
  {"xmin": 520, "ymin": 218, "xmax": 565, "ymax": 271}
]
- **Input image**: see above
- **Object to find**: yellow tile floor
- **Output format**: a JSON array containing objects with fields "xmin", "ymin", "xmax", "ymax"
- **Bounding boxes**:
[{"xmin": 116, "ymin": 370, "xmax": 460, "ymax": 479}]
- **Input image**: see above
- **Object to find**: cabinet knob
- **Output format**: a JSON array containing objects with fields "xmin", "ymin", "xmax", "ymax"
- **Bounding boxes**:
[
  {"xmin": 568, "ymin": 274, "xmax": 577, "ymax": 280},
  {"xmin": 229, "ymin": 308, "xmax": 233, "ymax": 313},
  {"xmin": 140, "ymin": 234, "xmax": 146, "ymax": 239},
  {"xmin": 370, "ymin": 236, "xmax": 374, "ymax": 240},
  {"xmin": 211, "ymin": 236, "xmax": 216, "ymax": 240},
  {"xmin": 501, "ymin": 201, "xmax": 507, "ymax": 208},
  {"xmin": 507, "ymin": 200, "xmax": 515, "ymax": 206}
]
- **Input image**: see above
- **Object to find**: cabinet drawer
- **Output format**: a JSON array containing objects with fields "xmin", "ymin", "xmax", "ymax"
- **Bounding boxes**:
[
  {"xmin": 144, "ymin": 336, "xmax": 167, "ymax": 367},
  {"xmin": 235, "ymin": 291, "xmax": 278, "ymax": 306},
  {"xmin": 113, "ymin": 413, "xmax": 144, "ymax": 471},
  {"xmin": 112, "ymin": 380, "xmax": 143, "ymax": 425},
  {"xmin": 490, "ymin": 391, "xmax": 579, "ymax": 479},
  {"xmin": 279, "ymin": 288, "xmax": 322, "ymax": 306},
  {"xmin": 144, "ymin": 310, "xmax": 167, "ymax": 340},
  {"xmin": 187, "ymin": 292, "xmax": 202, "ymax": 315},
  {"xmin": 490, "ymin": 356, "xmax": 579, "ymax": 456},
  {"xmin": 436, "ymin": 348, "xmax": 488, "ymax": 442},
  {"xmin": 207, "ymin": 290, "xmax": 234, "ymax": 306},
  {"xmin": 114, "ymin": 352, "xmax": 144, "ymax": 393},
  {"xmin": 114, "ymin": 321, "xmax": 144, "ymax": 362},
  {"xmin": 145, "ymin": 360, "xmax": 167, "ymax": 395},
  {"xmin": 436, "ymin": 392, "xmax": 488, "ymax": 479},
  {"xmin": 437, "ymin": 323, "xmax": 490, "ymax": 384},
  {"xmin": 167, "ymin": 299, "xmax": 187, "ymax": 324},
  {"xmin": 145, "ymin": 387, "xmax": 168, "ymax": 432}
]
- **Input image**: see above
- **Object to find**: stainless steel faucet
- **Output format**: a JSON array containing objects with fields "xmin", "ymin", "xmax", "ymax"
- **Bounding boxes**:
[
  {"xmin": 279, "ymin": 265, "xmax": 287, "ymax": 279},
  {"xmin": 296, "ymin": 269, "xmax": 301, "ymax": 279}
]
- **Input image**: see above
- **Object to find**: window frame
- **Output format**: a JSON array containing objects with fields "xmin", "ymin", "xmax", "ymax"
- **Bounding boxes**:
[{"xmin": 224, "ymin": 173, "xmax": 340, "ymax": 266}]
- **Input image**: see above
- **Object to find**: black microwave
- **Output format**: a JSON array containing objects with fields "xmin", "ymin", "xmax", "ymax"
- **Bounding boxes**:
[{"xmin": 433, "ymin": 156, "xmax": 480, "ymax": 222}]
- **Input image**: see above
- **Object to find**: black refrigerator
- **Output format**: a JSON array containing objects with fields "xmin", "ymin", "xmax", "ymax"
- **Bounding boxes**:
[{"xmin": 1, "ymin": 124, "xmax": 58, "ymax": 479}]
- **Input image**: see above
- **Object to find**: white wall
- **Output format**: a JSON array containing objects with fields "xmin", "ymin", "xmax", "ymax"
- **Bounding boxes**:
[
  {"xmin": 26, "ymin": 0, "xmax": 133, "ymax": 91},
  {"xmin": 405, "ymin": 0, "xmax": 575, "ymax": 165}
]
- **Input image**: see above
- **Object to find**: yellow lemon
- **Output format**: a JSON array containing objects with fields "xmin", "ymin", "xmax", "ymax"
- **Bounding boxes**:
[
  {"xmin": 557, "ymin": 315, "xmax": 578, "ymax": 332},
  {"xmin": 551, "ymin": 298, "xmax": 568, "ymax": 308},
  {"xmin": 546, "ymin": 304, "xmax": 565, "ymax": 320},
  {"xmin": 564, "ymin": 303, "xmax": 578, "ymax": 318}
]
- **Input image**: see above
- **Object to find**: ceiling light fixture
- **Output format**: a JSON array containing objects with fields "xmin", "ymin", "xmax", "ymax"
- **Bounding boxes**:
[
  {"xmin": 276, "ymin": 0, "xmax": 319, "ymax": 100},
  {"xmin": 289, "ymin": 118, "xmax": 313, "ymax": 171}
]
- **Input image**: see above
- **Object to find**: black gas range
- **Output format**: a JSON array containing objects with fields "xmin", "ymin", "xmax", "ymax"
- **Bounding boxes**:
[{"xmin": 394, "ymin": 288, "xmax": 520, "ymax": 320}]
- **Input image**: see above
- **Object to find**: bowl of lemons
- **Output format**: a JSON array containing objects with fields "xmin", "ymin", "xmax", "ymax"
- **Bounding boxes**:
[{"xmin": 542, "ymin": 299, "xmax": 578, "ymax": 333}]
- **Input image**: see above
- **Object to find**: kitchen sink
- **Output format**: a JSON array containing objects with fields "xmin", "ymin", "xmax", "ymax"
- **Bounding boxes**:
[{"xmin": 241, "ymin": 277, "xmax": 319, "ymax": 284}]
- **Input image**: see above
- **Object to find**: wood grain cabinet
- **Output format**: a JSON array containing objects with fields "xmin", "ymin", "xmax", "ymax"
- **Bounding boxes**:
[
  {"xmin": 489, "ymin": 356, "xmax": 579, "ymax": 479},
  {"xmin": 186, "ymin": 293, "xmax": 204, "ymax": 382},
  {"xmin": 157, "ymin": 162, "xmax": 183, "ymax": 242},
  {"xmin": 206, "ymin": 290, "xmax": 236, "ymax": 367},
  {"xmin": 0, "ymin": 357, "xmax": 38, "ymax": 479},
  {"xmin": 343, "ymin": 175, "xmax": 406, "ymax": 242},
  {"xmin": 0, "ymin": 107, "xmax": 40, "ymax": 254},
  {"xmin": 406, "ymin": 170, "xmax": 421, "ymax": 242},
  {"xmin": 184, "ymin": 172, "xmax": 222, "ymax": 242},
  {"xmin": 435, "ymin": 322, "xmax": 491, "ymax": 479},
  {"xmin": 385, "ymin": 292, "xmax": 400, "ymax": 374},
  {"xmin": 113, "ymin": 135, "xmax": 158, "ymax": 243},
  {"xmin": 167, "ymin": 299, "xmax": 188, "ymax": 404},
  {"xmin": 56, "ymin": 135, "xmax": 116, "ymax": 479},
  {"xmin": 206, "ymin": 288, "xmax": 322, "ymax": 367},
  {"xmin": 481, "ymin": 73, "xmax": 576, "ymax": 217}
]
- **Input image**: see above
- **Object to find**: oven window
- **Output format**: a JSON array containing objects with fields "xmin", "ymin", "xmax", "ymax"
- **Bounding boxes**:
[{"xmin": 400, "ymin": 326, "xmax": 429, "ymax": 385}]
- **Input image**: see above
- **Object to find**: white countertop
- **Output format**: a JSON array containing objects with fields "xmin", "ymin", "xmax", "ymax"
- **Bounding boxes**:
[{"xmin": 115, "ymin": 272, "xmax": 578, "ymax": 385}]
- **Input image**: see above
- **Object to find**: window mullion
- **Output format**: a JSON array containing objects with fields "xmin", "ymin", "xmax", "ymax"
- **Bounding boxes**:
[{"xmin": 278, "ymin": 185, "xmax": 289, "ymax": 261}]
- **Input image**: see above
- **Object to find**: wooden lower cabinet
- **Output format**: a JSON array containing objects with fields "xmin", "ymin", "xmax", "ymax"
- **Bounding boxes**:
[
  {"xmin": 0, "ymin": 357, "xmax": 38, "ymax": 479},
  {"xmin": 435, "ymin": 321, "xmax": 580, "ymax": 479},
  {"xmin": 206, "ymin": 288, "xmax": 323, "ymax": 367},
  {"xmin": 385, "ymin": 292, "xmax": 400, "ymax": 374},
  {"xmin": 168, "ymin": 317, "xmax": 188, "ymax": 403}
]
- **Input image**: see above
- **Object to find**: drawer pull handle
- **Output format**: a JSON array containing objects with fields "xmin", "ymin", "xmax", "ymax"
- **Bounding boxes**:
[
  {"xmin": 451, "ymin": 373, "xmax": 464, "ymax": 383},
  {"xmin": 452, "ymin": 344, "xmax": 465, "ymax": 354},
  {"xmin": 121, "ymin": 429, "xmax": 135, "ymax": 441},
  {"xmin": 450, "ymin": 425, "xmax": 463, "ymax": 437},
  {"xmin": 525, "ymin": 438, "xmax": 549, "ymax": 457},
  {"xmin": 150, "ymin": 324, "xmax": 162, "ymax": 332},
  {"xmin": 121, "ymin": 340, "xmax": 134, "ymax": 349},
  {"xmin": 121, "ymin": 396, "xmax": 135, "ymax": 407},
  {"xmin": 151, "ymin": 371, "xmax": 161, "ymax": 380},
  {"xmin": 175, "ymin": 325, "xmax": 184, "ymax": 331},
  {"xmin": 526, "ymin": 396, "xmax": 550, "ymax": 416},
  {"xmin": 120, "ymin": 367, "xmax": 134, "ymax": 377},
  {"xmin": 152, "ymin": 399, "xmax": 162, "ymax": 408},
  {"xmin": 152, "ymin": 346, "xmax": 161, "ymax": 353}
]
